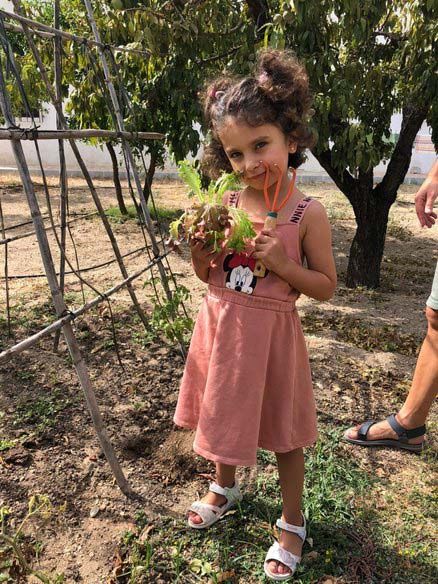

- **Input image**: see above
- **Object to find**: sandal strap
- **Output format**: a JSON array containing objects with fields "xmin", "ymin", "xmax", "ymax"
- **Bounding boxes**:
[
  {"xmin": 357, "ymin": 420, "xmax": 376, "ymax": 441},
  {"xmin": 189, "ymin": 501, "xmax": 221, "ymax": 523},
  {"xmin": 276, "ymin": 513, "xmax": 306, "ymax": 541},
  {"xmin": 264, "ymin": 541, "xmax": 300, "ymax": 571},
  {"xmin": 387, "ymin": 414, "xmax": 426, "ymax": 440},
  {"xmin": 209, "ymin": 481, "xmax": 241, "ymax": 503}
]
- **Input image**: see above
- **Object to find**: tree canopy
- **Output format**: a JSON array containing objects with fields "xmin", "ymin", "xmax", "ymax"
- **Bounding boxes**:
[{"xmin": 5, "ymin": 0, "xmax": 437, "ymax": 287}]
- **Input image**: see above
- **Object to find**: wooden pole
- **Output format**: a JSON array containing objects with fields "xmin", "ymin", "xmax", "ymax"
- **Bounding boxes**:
[
  {"xmin": 0, "ymin": 8, "xmax": 151, "ymax": 57},
  {"xmin": 83, "ymin": 0, "xmax": 173, "ymax": 303},
  {"xmin": 0, "ymin": 129, "xmax": 164, "ymax": 140},
  {"xmin": 10, "ymin": 0, "xmax": 149, "ymax": 330},
  {"xmin": 53, "ymin": 0, "xmax": 66, "ymax": 352},
  {"xmin": 0, "ymin": 195, "xmax": 11, "ymax": 338},
  {"xmin": 0, "ymin": 252, "xmax": 169, "ymax": 364},
  {"xmin": 0, "ymin": 58, "xmax": 133, "ymax": 497}
]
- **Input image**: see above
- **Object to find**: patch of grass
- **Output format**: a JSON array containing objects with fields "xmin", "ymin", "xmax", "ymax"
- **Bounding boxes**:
[
  {"xmin": 0, "ymin": 439, "xmax": 16, "ymax": 452},
  {"xmin": 12, "ymin": 390, "xmax": 72, "ymax": 436},
  {"xmin": 105, "ymin": 204, "xmax": 182, "ymax": 224},
  {"xmin": 302, "ymin": 310, "xmax": 421, "ymax": 356},
  {"xmin": 323, "ymin": 193, "xmax": 353, "ymax": 222},
  {"xmin": 113, "ymin": 429, "xmax": 385, "ymax": 583},
  {"xmin": 0, "ymin": 495, "xmax": 65, "ymax": 583},
  {"xmin": 115, "ymin": 427, "xmax": 437, "ymax": 582},
  {"xmin": 386, "ymin": 217, "xmax": 414, "ymax": 241},
  {"xmin": 336, "ymin": 285, "xmax": 387, "ymax": 304}
]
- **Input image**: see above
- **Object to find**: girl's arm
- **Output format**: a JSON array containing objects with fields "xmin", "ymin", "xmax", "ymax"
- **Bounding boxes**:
[{"xmin": 254, "ymin": 201, "xmax": 337, "ymax": 301}]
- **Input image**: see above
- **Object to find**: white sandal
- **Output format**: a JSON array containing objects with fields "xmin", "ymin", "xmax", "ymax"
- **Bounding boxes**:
[
  {"xmin": 263, "ymin": 513, "xmax": 306, "ymax": 581},
  {"xmin": 187, "ymin": 481, "xmax": 242, "ymax": 529}
]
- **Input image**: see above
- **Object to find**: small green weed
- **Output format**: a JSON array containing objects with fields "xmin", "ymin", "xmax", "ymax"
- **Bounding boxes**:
[
  {"xmin": 0, "ymin": 495, "xmax": 65, "ymax": 583},
  {"xmin": 12, "ymin": 390, "xmax": 72, "ymax": 435},
  {"xmin": 105, "ymin": 204, "xmax": 181, "ymax": 224},
  {"xmin": 0, "ymin": 439, "xmax": 16, "ymax": 452},
  {"xmin": 143, "ymin": 280, "xmax": 194, "ymax": 345}
]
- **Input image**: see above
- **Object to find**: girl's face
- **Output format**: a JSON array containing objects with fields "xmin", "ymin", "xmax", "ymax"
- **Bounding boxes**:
[{"xmin": 218, "ymin": 117, "xmax": 297, "ymax": 191}]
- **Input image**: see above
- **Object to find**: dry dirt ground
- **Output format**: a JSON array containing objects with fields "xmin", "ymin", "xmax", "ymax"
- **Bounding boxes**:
[{"xmin": 0, "ymin": 175, "xmax": 437, "ymax": 583}]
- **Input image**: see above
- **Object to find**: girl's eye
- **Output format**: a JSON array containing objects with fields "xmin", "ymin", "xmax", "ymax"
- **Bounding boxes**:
[
  {"xmin": 255, "ymin": 142, "xmax": 267, "ymax": 150},
  {"xmin": 229, "ymin": 152, "xmax": 241, "ymax": 159}
]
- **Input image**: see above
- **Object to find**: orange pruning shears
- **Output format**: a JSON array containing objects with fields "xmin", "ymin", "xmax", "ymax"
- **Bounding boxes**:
[{"xmin": 253, "ymin": 162, "xmax": 297, "ymax": 278}]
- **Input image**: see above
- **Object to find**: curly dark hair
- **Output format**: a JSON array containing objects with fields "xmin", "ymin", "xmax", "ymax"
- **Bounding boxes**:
[{"xmin": 201, "ymin": 49, "xmax": 316, "ymax": 178}]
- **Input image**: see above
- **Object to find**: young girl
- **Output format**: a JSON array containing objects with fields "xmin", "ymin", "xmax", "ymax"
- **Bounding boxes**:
[{"xmin": 173, "ymin": 49, "xmax": 336, "ymax": 581}]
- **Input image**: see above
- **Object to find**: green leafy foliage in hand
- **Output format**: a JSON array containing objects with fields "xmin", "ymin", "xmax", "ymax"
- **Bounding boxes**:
[{"xmin": 169, "ymin": 161, "xmax": 255, "ymax": 252}]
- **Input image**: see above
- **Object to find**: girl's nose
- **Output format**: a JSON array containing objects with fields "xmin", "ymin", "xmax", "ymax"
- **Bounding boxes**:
[{"xmin": 246, "ymin": 159, "xmax": 262, "ymax": 173}]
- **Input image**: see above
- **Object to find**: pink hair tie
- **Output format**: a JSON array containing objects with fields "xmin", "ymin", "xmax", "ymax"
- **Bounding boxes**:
[
  {"xmin": 209, "ymin": 89, "xmax": 225, "ymax": 101},
  {"xmin": 258, "ymin": 72, "xmax": 269, "ymax": 84}
]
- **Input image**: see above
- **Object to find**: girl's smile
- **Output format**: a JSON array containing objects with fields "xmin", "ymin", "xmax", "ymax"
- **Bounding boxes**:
[{"xmin": 218, "ymin": 118, "xmax": 297, "ymax": 193}]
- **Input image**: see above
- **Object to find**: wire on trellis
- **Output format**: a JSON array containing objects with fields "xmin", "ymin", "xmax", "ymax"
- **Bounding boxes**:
[
  {"xmin": 1, "ymin": 240, "xmax": 164, "ymax": 279},
  {"xmin": 81, "ymin": 4, "xmax": 189, "ymax": 357},
  {"xmin": 0, "ymin": 17, "xmax": 126, "ymax": 368},
  {"xmin": 0, "ymin": 0, "xmax": 197, "ymax": 493},
  {"xmin": 104, "ymin": 42, "xmax": 192, "ymax": 325},
  {"xmin": 11, "ymin": 1, "xmax": 153, "ymax": 332},
  {"xmin": 0, "ymin": 249, "xmax": 173, "ymax": 365},
  {"xmin": 0, "ymin": 30, "xmax": 132, "ymax": 496}
]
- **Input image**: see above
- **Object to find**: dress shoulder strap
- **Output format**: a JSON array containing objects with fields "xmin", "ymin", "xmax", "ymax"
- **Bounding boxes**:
[
  {"xmin": 288, "ymin": 197, "xmax": 314, "ymax": 225},
  {"xmin": 227, "ymin": 191, "xmax": 241, "ymax": 208}
]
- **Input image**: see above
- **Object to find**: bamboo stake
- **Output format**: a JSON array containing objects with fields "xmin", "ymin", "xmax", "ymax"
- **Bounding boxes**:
[
  {"xmin": 10, "ymin": 1, "xmax": 149, "ymax": 330},
  {"xmin": 83, "ymin": 0, "xmax": 172, "ymax": 304},
  {"xmin": 53, "ymin": 0, "xmax": 66, "ymax": 352},
  {"xmin": 0, "ymin": 252, "xmax": 169, "ymax": 364},
  {"xmin": 0, "ymin": 61, "xmax": 133, "ymax": 498},
  {"xmin": 0, "ymin": 8, "xmax": 151, "ymax": 57},
  {"xmin": 0, "ymin": 195, "xmax": 11, "ymax": 337},
  {"xmin": 0, "ymin": 129, "xmax": 164, "ymax": 140},
  {"xmin": 3, "ymin": 20, "xmax": 54, "ymax": 39}
]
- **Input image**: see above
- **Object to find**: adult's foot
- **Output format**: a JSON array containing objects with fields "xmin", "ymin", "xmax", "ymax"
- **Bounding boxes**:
[{"xmin": 344, "ymin": 414, "xmax": 425, "ymax": 446}]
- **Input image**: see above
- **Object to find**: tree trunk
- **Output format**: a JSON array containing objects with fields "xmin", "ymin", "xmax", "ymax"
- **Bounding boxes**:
[
  {"xmin": 245, "ymin": 0, "xmax": 270, "ymax": 38},
  {"xmin": 106, "ymin": 141, "xmax": 128, "ymax": 215},
  {"xmin": 346, "ymin": 189, "xmax": 391, "ymax": 288},
  {"xmin": 142, "ymin": 150, "xmax": 157, "ymax": 205}
]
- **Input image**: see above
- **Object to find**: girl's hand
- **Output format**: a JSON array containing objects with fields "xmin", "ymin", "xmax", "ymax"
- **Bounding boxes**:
[
  {"xmin": 189, "ymin": 235, "xmax": 217, "ymax": 266},
  {"xmin": 253, "ymin": 229, "xmax": 289, "ymax": 273}
]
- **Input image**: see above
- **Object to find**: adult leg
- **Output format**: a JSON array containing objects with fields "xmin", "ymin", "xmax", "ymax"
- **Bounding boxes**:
[{"xmin": 345, "ymin": 305, "xmax": 438, "ymax": 445}]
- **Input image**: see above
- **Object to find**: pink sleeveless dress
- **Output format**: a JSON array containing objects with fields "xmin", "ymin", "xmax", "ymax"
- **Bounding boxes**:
[{"xmin": 173, "ymin": 193, "xmax": 318, "ymax": 466}]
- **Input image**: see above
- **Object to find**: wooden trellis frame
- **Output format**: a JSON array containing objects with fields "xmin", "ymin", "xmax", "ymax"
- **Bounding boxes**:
[{"xmin": 0, "ymin": 1, "xmax": 187, "ymax": 497}]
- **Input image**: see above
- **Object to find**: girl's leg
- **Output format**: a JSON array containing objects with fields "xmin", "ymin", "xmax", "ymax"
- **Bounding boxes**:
[
  {"xmin": 188, "ymin": 462, "xmax": 237, "ymax": 524},
  {"xmin": 267, "ymin": 448, "xmax": 305, "ymax": 576}
]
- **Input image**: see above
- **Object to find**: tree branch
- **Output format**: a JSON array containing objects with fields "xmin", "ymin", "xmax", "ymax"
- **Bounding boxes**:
[
  {"xmin": 376, "ymin": 104, "xmax": 429, "ymax": 203},
  {"xmin": 197, "ymin": 45, "xmax": 242, "ymax": 64},
  {"xmin": 245, "ymin": 0, "xmax": 270, "ymax": 38},
  {"xmin": 312, "ymin": 148, "xmax": 357, "ymax": 204}
]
